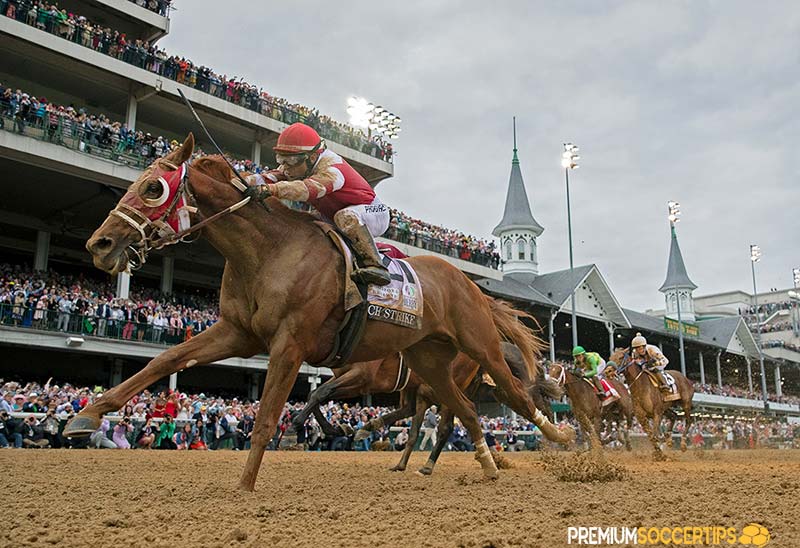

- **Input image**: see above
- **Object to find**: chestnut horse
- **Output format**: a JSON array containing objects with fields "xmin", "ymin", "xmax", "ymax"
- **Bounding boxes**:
[
  {"xmin": 547, "ymin": 362, "xmax": 633, "ymax": 451},
  {"xmin": 66, "ymin": 135, "xmax": 573, "ymax": 490},
  {"xmin": 296, "ymin": 340, "xmax": 562, "ymax": 475},
  {"xmin": 609, "ymin": 348, "xmax": 694, "ymax": 460}
]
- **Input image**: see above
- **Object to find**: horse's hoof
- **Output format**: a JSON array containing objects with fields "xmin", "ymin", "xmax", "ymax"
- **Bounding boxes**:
[
  {"xmin": 482, "ymin": 470, "xmax": 499, "ymax": 481},
  {"xmin": 354, "ymin": 428, "xmax": 370, "ymax": 442},
  {"xmin": 653, "ymin": 451, "xmax": 667, "ymax": 462},
  {"xmin": 63, "ymin": 415, "xmax": 100, "ymax": 438},
  {"xmin": 417, "ymin": 466, "xmax": 433, "ymax": 476},
  {"xmin": 389, "ymin": 465, "xmax": 406, "ymax": 472}
]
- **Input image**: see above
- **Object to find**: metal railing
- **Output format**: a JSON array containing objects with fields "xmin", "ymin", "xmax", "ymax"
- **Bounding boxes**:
[
  {"xmin": 384, "ymin": 226, "xmax": 501, "ymax": 270},
  {"xmin": 0, "ymin": 109, "xmax": 151, "ymax": 169},
  {"xmin": 0, "ymin": 303, "xmax": 203, "ymax": 346},
  {"xmin": 1, "ymin": 7, "xmax": 392, "ymax": 162}
]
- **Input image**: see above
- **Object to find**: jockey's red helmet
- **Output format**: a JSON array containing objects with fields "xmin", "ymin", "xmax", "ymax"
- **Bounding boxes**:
[{"xmin": 273, "ymin": 123, "xmax": 323, "ymax": 154}]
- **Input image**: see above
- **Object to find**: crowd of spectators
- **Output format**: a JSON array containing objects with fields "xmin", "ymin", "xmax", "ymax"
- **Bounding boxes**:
[
  {"xmin": 0, "ymin": 263, "xmax": 220, "ymax": 343},
  {"xmin": 2, "ymin": 377, "xmax": 798, "ymax": 451},
  {"xmin": 1, "ymin": 83, "xmax": 273, "ymax": 174},
  {"xmin": 128, "ymin": 0, "xmax": 171, "ymax": 16},
  {"xmin": 761, "ymin": 339, "xmax": 800, "ymax": 354},
  {"xmin": 386, "ymin": 209, "xmax": 501, "ymax": 269},
  {"xmin": 0, "ymin": 1, "xmax": 393, "ymax": 161},
  {"xmin": 692, "ymin": 381, "xmax": 800, "ymax": 406}
]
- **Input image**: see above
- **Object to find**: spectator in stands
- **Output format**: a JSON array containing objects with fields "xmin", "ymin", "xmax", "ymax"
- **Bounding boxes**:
[
  {"xmin": 90, "ymin": 418, "xmax": 117, "ymax": 449},
  {"xmin": 41, "ymin": 408, "xmax": 61, "ymax": 448},
  {"xmin": 174, "ymin": 422, "xmax": 194, "ymax": 450},
  {"xmin": 155, "ymin": 414, "xmax": 176, "ymax": 449},
  {"xmin": 112, "ymin": 417, "xmax": 134, "ymax": 448},
  {"xmin": 505, "ymin": 428, "xmax": 525, "ymax": 452},
  {"xmin": 0, "ymin": 410, "xmax": 13, "ymax": 447},
  {"xmin": 136, "ymin": 417, "xmax": 157, "ymax": 449},
  {"xmin": 393, "ymin": 427, "xmax": 409, "ymax": 451},
  {"xmin": 16, "ymin": 415, "xmax": 48, "ymax": 448},
  {"xmin": 419, "ymin": 405, "xmax": 439, "ymax": 451}
]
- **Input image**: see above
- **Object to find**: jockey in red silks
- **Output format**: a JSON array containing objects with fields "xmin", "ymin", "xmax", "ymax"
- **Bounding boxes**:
[{"xmin": 246, "ymin": 123, "xmax": 390, "ymax": 286}]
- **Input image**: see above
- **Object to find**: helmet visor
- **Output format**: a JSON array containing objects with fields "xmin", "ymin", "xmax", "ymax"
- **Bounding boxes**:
[{"xmin": 275, "ymin": 153, "xmax": 307, "ymax": 167}]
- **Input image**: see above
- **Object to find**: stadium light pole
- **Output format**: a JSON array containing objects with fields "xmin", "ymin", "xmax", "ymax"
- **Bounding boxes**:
[
  {"xmin": 750, "ymin": 245, "xmax": 770, "ymax": 413},
  {"xmin": 347, "ymin": 96, "xmax": 402, "ymax": 139},
  {"xmin": 668, "ymin": 201, "xmax": 687, "ymax": 376},
  {"xmin": 562, "ymin": 143, "xmax": 580, "ymax": 348},
  {"xmin": 791, "ymin": 268, "xmax": 800, "ymax": 336}
]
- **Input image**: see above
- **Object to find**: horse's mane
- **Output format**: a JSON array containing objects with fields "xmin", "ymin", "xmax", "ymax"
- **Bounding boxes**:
[{"xmin": 191, "ymin": 155, "xmax": 319, "ymax": 227}]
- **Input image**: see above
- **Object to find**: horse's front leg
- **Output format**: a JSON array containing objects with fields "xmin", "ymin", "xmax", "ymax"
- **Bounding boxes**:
[
  {"xmin": 65, "ymin": 321, "xmax": 258, "ymax": 436},
  {"xmin": 239, "ymin": 331, "xmax": 305, "ymax": 492}
]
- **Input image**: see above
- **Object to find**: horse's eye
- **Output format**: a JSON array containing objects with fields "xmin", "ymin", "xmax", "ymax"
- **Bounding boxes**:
[{"xmin": 148, "ymin": 181, "xmax": 162, "ymax": 194}]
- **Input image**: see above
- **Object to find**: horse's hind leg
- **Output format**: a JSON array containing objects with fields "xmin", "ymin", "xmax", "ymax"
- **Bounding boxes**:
[
  {"xmin": 418, "ymin": 406, "xmax": 455, "ymax": 476},
  {"xmin": 405, "ymin": 341, "xmax": 499, "ymax": 480},
  {"xmin": 390, "ymin": 393, "xmax": 426, "ymax": 472},
  {"xmin": 680, "ymin": 399, "xmax": 693, "ymax": 452},
  {"xmin": 455, "ymin": 330, "xmax": 573, "ymax": 445},
  {"xmin": 357, "ymin": 386, "xmax": 417, "ymax": 442}
]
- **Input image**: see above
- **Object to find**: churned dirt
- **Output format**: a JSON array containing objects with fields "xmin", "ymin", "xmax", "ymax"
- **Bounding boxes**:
[{"xmin": 1, "ymin": 448, "xmax": 798, "ymax": 548}]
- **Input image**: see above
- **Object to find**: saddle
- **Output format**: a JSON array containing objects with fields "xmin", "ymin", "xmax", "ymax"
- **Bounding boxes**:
[
  {"xmin": 644, "ymin": 370, "xmax": 682, "ymax": 402},
  {"xmin": 310, "ymin": 224, "xmax": 423, "ymax": 369}
]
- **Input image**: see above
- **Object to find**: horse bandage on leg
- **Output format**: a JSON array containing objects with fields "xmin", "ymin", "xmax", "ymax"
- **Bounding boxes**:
[
  {"xmin": 532, "ymin": 408, "xmax": 548, "ymax": 427},
  {"xmin": 474, "ymin": 438, "xmax": 492, "ymax": 461}
]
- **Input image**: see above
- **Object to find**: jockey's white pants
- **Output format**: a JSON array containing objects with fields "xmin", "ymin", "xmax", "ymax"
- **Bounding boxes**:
[{"xmin": 338, "ymin": 196, "xmax": 390, "ymax": 238}]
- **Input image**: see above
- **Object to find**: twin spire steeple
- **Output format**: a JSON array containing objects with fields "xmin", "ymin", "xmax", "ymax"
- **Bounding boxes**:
[{"xmin": 492, "ymin": 118, "xmax": 543, "ymax": 277}]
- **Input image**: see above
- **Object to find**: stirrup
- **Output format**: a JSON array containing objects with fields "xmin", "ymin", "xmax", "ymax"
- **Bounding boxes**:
[{"xmin": 352, "ymin": 266, "xmax": 391, "ymax": 286}]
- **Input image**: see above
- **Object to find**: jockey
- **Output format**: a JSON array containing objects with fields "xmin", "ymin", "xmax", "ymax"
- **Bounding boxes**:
[
  {"xmin": 630, "ymin": 333, "xmax": 670, "ymax": 390},
  {"xmin": 246, "ymin": 123, "xmax": 391, "ymax": 286},
  {"xmin": 572, "ymin": 346, "xmax": 607, "ymax": 397}
]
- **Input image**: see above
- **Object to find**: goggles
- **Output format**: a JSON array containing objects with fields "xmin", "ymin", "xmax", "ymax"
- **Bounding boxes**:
[{"xmin": 275, "ymin": 153, "xmax": 308, "ymax": 167}]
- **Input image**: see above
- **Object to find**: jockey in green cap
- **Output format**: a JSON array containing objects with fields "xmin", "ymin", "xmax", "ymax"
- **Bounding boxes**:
[{"xmin": 572, "ymin": 346, "xmax": 608, "ymax": 398}]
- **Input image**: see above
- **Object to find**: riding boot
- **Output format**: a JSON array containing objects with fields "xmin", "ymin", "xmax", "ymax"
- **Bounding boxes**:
[
  {"xmin": 342, "ymin": 223, "xmax": 391, "ymax": 286},
  {"xmin": 656, "ymin": 371, "xmax": 670, "ymax": 391},
  {"xmin": 593, "ymin": 377, "xmax": 605, "ymax": 398}
]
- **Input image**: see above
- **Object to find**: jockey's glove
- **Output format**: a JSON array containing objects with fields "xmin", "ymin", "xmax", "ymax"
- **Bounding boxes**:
[{"xmin": 244, "ymin": 184, "xmax": 273, "ymax": 201}]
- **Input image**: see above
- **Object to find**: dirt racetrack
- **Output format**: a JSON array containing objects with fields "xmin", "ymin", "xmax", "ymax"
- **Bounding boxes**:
[{"xmin": 2, "ymin": 448, "xmax": 798, "ymax": 547}]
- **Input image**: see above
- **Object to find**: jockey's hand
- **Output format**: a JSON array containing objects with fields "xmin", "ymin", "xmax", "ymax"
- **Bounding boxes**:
[
  {"xmin": 263, "ymin": 169, "xmax": 288, "ymax": 182},
  {"xmin": 244, "ymin": 184, "xmax": 273, "ymax": 201}
]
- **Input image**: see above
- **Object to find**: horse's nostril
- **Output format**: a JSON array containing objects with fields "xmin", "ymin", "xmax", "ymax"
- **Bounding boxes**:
[{"xmin": 89, "ymin": 237, "xmax": 114, "ymax": 253}]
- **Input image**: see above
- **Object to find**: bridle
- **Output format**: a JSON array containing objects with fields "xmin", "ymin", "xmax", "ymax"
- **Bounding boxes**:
[
  {"xmin": 551, "ymin": 362, "xmax": 577, "ymax": 386},
  {"xmin": 109, "ymin": 159, "xmax": 251, "ymax": 272}
]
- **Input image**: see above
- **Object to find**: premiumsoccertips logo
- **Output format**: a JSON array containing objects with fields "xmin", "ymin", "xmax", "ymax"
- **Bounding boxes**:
[{"xmin": 566, "ymin": 523, "xmax": 771, "ymax": 546}]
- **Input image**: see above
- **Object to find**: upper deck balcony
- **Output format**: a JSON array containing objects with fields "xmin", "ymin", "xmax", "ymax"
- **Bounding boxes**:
[{"xmin": 0, "ymin": 12, "xmax": 393, "ymax": 183}]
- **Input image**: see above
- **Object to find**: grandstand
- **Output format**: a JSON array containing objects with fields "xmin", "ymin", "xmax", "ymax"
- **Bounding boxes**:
[{"xmin": 0, "ymin": 1, "xmax": 797, "ymax": 422}]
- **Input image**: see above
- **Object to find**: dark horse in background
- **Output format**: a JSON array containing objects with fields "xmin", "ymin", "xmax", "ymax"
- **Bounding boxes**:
[
  {"xmin": 295, "ymin": 340, "xmax": 562, "ymax": 475},
  {"xmin": 66, "ymin": 134, "xmax": 574, "ymax": 490},
  {"xmin": 609, "ymin": 348, "xmax": 694, "ymax": 460},
  {"xmin": 548, "ymin": 361, "xmax": 633, "ymax": 451}
]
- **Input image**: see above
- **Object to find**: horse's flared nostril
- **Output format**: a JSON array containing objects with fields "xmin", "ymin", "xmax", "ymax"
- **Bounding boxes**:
[{"xmin": 87, "ymin": 236, "xmax": 114, "ymax": 254}]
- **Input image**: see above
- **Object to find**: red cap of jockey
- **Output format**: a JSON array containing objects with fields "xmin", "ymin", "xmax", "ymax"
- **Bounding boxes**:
[{"xmin": 274, "ymin": 123, "xmax": 323, "ymax": 154}]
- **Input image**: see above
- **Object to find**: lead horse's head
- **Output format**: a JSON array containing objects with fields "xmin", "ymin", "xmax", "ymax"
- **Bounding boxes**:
[{"xmin": 86, "ymin": 134, "xmax": 196, "ymax": 275}]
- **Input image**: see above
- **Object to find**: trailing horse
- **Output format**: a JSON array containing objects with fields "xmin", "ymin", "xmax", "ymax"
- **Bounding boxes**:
[
  {"xmin": 609, "ymin": 347, "xmax": 694, "ymax": 460},
  {"xmin": 65, "ymin": 135, "xmax": 574, "ymax": 490},
  {"xmin": 548, "ymin": 362, "xmax": 633, "ymax": 451}
]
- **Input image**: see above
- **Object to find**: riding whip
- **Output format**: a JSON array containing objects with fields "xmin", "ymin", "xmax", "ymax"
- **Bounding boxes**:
[{"xmin": 176, "ymin": 88, "xmax": 251, "ymax": 193}]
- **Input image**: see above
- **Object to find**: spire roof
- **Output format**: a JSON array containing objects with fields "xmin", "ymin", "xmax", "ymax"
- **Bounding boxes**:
[
  {"xmin": 492, "ymin": 118, "xmax": 544, "ymax": 237},
  {"xmin": 659, "ymin": 226, "xmax": 697, "ymax": 292}
]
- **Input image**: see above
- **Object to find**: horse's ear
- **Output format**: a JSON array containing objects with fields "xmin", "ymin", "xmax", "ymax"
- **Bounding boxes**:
[{"xmin": 164, "ymin": 133, "xmax": 195, "ymax": 166}]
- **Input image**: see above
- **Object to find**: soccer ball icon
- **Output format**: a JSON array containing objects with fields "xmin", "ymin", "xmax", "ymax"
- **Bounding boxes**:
[{"xmin": 739, "ymin": 523, "xmax": 770, "ymax": 546}]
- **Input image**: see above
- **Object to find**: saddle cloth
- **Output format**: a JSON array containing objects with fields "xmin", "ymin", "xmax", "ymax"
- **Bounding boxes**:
[
  {"xmin": 318, "ymin": 224, "xmax": 423, "ymax": 329},
  {"xmin": 366, "ymin": 257, "xmax": 424, "ymax": 329},
  {"xmin": 645, "ymin": 370, "xmax": 681, "ymax": 401},
  {"xmin": 582, "ymin": 377, "xmax": 620, "ymax": 400}
]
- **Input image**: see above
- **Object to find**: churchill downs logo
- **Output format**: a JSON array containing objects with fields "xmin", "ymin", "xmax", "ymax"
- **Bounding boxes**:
[{"xmin": 566, "ymin": 523, "xmax": 771, "ymax": 546}]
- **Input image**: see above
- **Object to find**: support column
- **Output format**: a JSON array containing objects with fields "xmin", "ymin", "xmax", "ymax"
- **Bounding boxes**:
[
  {"xmin": 116, "ymin": 272, "xmax": 130, "ymax": 300},
  {"xmin": 34, "ymin": 230, "xmax": 50, "ymax": 271},
  {"xmin": 716, "ymin": 351, "xmax": 722, "ymax": 388},
  {"xmin": 605, "ymin": 322, "xmax": 615, "ymax": 357},
  {"xmin": 161, "ymin": 256, "xmax": 174, "ymax": 295},
  {"xmin": 252, "ymin": 140, "xmax": 262, "ymax": 166},
  {"xmin": 548, "ymin": 311, "xmax": 557, "ymax": 363},
  {"xmin": 745, "ymin": 357, "xmax": 754, "ymax": 393},
  {"xmin": 698, "ymin": 351, "xmax": 705, "ymax": 385},
  {"xmin": 110, "ymin": 359, "xmax": 124, "ymax": 387},
  {"xmin": 249, "ymin": 373, "xmax": 260, "ymax": 402},
  {"xmin": 126, "ymin": 92, "xmax": 137, "ymax": 130},
  {"xmin": 169, "ymin": 373, "xmax": 177, "ymax": 391},
  {"xmin": 775, "ymin": 362, "xmax": 782, "ymax": 397},
  {"xmin": 658, "ymin": 341, "xmax": 664, "ymax": 352},
  {"xmin": 364, "ymin": 394, "xmax": 373, "ymax": 407}
]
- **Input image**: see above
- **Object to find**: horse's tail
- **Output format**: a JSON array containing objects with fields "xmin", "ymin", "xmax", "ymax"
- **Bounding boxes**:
[{"xmin": 486, "ymin": 296, "xmax": 546, "ymax": 381}]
